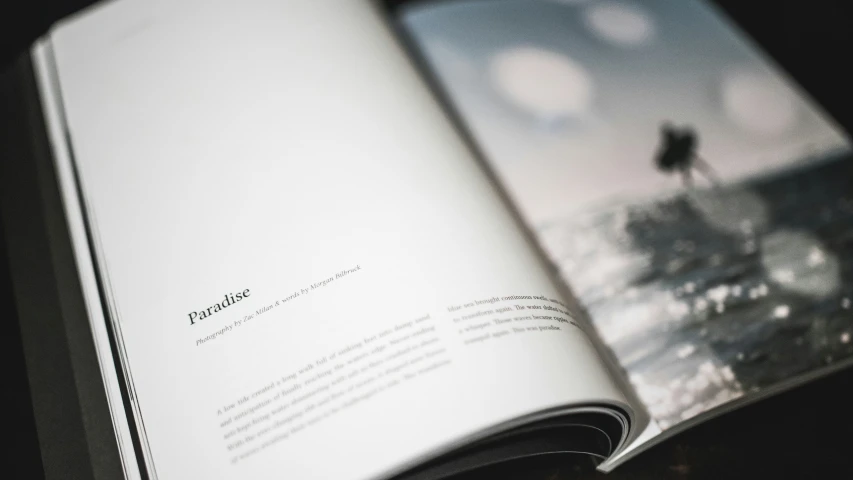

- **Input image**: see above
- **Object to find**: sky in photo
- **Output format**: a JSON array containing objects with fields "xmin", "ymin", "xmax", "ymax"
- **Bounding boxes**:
[{"xmin": 403, "ymin": 0, "xmax": 850, "ymax": 223}]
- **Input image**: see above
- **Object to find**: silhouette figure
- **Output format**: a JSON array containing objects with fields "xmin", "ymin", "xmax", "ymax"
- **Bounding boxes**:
[{"xmin": 655, "ymin": 122, "xmax": 719, "ymax": 187}]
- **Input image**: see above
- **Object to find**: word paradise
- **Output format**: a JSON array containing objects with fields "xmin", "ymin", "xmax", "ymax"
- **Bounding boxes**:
[{"xmin": 188, "ymin": 289, "xmax": 251, "ymax": 325}]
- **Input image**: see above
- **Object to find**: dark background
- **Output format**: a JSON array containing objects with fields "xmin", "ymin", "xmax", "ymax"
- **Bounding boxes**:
[{"xmin": 1, "ymin": 1, "xmax": 852, "ymax": 479}]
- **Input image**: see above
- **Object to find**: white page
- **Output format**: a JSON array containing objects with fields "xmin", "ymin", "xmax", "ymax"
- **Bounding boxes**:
[{"xmin": 46, "ymin": 1, "xmax": 632, "ymax": 478}]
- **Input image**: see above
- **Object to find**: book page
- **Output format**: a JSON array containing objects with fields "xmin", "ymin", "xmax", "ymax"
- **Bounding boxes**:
[
  {"xmin": 400, "ymin": 0, "xmax": 852, "ymax": 462},
  {"xmin": 43, "ymin": 0, "xmax": 632, "ymax": 478}
]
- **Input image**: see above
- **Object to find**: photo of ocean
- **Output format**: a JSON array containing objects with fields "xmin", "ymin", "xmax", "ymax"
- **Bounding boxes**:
[
  {"xmin": 540, "ymin": 151, "xmax": 853, "ymax": 428},
  {"xmin": 401, "ymin": 0, "xmax": 853, "ymax": 428}
]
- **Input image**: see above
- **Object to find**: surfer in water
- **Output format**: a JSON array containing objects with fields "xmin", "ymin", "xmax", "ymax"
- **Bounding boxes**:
[{"xmin": 655, "ymin": 122, "xmax": 720, "ymax": 188}]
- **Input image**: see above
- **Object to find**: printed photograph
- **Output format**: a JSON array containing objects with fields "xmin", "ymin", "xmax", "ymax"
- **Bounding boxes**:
[{"xmin": 402, "ymin": 0, "xmax": 853, "ymax": 429}]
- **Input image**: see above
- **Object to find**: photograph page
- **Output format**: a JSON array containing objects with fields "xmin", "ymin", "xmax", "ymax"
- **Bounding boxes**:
[
  {"xmin": 41, "ymin": 0, "xmax": 634, "ymax": 478},
  {"xmin": 399, "ymin": 0, "xmax": 853, "ymax": 466}
]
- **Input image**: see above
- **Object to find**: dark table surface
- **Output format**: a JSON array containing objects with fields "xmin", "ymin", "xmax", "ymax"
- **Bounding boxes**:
[{"xmin": 2, "ymin": 1, "xmax": 852, "ymax": 478}]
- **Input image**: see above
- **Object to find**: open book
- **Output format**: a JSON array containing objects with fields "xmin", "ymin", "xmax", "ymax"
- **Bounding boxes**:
[{"xmin": 18, "ymin": 0, "xmax": 851, "ymax": 478}]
